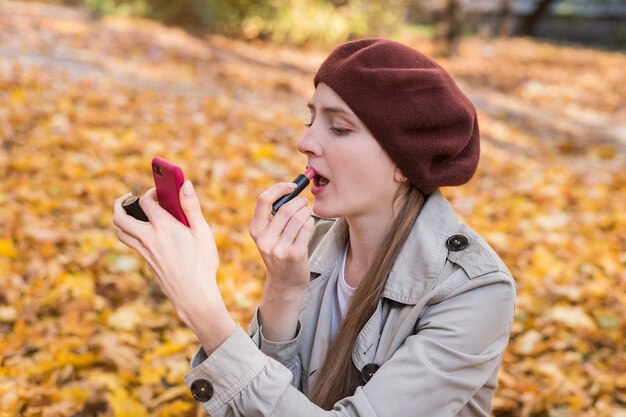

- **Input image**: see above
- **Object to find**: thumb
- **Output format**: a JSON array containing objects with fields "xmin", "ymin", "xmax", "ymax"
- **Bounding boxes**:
[{"xmin": 179, "ymin": 180, "xmax": 206, "ymax": 231}]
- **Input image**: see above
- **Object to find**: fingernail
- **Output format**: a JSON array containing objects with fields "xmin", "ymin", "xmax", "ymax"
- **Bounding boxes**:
[
  {"xmin": 288, "ymin": 182, "xmax": 297, "ymax": 189},
  {"xmin": 183, "ymin": 180, "xmax": 194, "ymax": 196}
]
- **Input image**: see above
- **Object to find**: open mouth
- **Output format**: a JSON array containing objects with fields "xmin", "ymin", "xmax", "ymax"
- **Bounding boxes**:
[{"xmin": 314, "ymin": 174, "xmax": 330, "ymax": 187}]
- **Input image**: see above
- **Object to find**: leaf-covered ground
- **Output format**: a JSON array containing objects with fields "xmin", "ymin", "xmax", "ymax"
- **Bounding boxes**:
[{"xmin": 1, "ymin": 2, "xmax": 625, "ymax": 417}]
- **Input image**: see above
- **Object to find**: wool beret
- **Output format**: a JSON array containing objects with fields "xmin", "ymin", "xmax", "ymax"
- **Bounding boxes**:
[{"xmin": 313, "ymin": 38, "xmax": 480, "ymax": 195}]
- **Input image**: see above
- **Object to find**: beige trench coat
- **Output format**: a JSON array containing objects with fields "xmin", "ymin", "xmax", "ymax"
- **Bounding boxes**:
[{"xmin": 183, "ymin": 190, "xmax": 517, "ymax": 417}]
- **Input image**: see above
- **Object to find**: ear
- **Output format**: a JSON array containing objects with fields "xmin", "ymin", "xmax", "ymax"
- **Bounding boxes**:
[{"xmin": 393, "ymin": 167, "xmax": 407, "ymax": 183}]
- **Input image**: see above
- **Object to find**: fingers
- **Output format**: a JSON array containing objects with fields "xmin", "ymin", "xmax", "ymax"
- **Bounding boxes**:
[
  {"xmin": 253, "ymin": 196, "xmax": 311, "ymax": 259},
  {"xmin": 178, "ymin": 180, "xmax": 209, "ymax": 233},
  {"xmin": 291, "ymin": 215, "xmax": 315, "ymax": 256},
  {"xmin": 112, "ymin": 192, "xmax": 151, "ymax": 239},
  {"xmin": 116, "ymin": 228, "xmax": 151, "ymax": 260},
  {"xmin": 138, "ymin": 188, "xmax": 167, "ymax": 224},
  {"xmin": 113, "ymin": 192, "xmax": 134, "ymax": 210},
  {"xmin": 273, "ymin": 205, "xmax": 313, "ymax": 259},
  {"xmin": 250, "ymin": 182, "xmax": 298, "ymax": 238},
  {"xmin": 264, "ymin": 196, "xmax": 308, "ymax": 241}
]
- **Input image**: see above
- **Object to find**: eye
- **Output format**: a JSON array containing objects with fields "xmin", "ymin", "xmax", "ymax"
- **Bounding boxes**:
[{"xmin": 330, "ymin": 127, "xmax": 350, "ymax": 136}]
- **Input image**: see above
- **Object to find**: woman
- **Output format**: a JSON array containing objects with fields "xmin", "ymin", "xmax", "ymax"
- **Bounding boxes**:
[{"xmin": 113, "ymin": 39, "xmax": 516, "ymax": 417}]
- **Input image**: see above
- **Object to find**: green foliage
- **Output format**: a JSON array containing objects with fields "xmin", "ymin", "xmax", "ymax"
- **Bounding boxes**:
[
  {"xmin": 83, "ymin": 0, "xmax": 148, "ymax": 17},
  {"xmin": 71, "ymin": 0, "xmax": 408, "ymax": 46},
  {"xmin": 254, "ymin": 0, "xmax": 408, "ymax": 46},
  {"xmin": 242, "ymin": 0, "xmax": 366, "ymax": 46}
]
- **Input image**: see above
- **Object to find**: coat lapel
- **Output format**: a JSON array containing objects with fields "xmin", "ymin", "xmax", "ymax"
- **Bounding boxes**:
[
  {"xmin": 303, "ymin": 190, "xmax": 461, "ymax": 379},
  {"xmin": 305, "ymin": 261, "xmax": 340, "ymax": 392}
]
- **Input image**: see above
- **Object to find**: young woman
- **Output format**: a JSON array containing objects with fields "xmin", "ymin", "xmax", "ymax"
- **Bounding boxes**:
[{"xmin": 113, "ymin": 38, "xmax": 516, "ymax": 417}]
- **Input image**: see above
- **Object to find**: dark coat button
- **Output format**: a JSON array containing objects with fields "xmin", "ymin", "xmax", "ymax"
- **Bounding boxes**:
[
  {"xmin": 446, "ymin": 235, "xmax": 469, "ymax": 251},
  {"xmin": 190, "ymin": 379, "xmax": 214, "ymax": 402},
  {"xmin": 361, "ymin": 363, "xmax": 380, "ymax": 385}
]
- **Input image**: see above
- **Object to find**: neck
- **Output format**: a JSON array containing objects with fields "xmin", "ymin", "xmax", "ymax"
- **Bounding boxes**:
[
  {"xmin": 343, "ymin": 184, "xmax": 409, "ymax": 287},
  {"xmin": 344, "ymin": 210, "xmax": 396, "ymax": 287}
]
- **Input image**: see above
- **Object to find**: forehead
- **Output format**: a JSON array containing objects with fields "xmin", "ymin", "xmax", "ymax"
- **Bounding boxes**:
[{"xmin": 309, "ymin": 83, "xmax": 353, "ymax": 111}]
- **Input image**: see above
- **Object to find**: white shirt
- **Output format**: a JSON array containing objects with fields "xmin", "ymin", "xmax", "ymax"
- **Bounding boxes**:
[{"xmin": 330, "ymin": 244, "xmax": 357, "ymax": 341}]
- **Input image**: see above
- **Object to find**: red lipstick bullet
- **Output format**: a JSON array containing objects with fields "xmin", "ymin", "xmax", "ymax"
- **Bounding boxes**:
[{"xmin": 272, "ymin": 167, "xmax": 315, "ymax": 215}]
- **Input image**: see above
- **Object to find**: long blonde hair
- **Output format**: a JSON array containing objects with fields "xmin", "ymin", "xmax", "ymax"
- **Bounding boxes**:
[{"xmin": 309, "ymin": 183, "xmax": 425, "ymax": 410}]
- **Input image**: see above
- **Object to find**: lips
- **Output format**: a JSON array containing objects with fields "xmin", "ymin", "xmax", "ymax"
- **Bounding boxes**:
[{"xmin": 310, "ymin": 168, "xmax": 330, "ymax": 195}]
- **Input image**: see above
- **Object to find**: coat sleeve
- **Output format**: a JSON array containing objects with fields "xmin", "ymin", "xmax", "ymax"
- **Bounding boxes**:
[
  {"xmin": 248, "ymin": 306, "xmax": 302, "ymax": 389},
  {"xmin": 182, "ymin": 273, "xmax": 516, "ymax": 417}
]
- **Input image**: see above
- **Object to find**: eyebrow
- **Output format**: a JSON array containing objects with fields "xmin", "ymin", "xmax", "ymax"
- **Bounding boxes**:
[{"xmin": 307, "ymin": 102, "xmax": 354, "ymax": 117}]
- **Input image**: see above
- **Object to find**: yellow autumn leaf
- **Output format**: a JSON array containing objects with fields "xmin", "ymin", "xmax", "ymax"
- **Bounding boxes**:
[
  {"xmin": 139, "ymin": 364, "xmax": 168, "ymax": 386},
  {"xmin": 56, "ymin": 351, "xmax": 100, "ymax": 369},
  {"xmin": 108, "ymin": 300, "xmax": 153, "ymax": 331},
  {"xmin": 9, "ymin": 87, "xmax": 26, "ymax": 104},
  {"xmin": 0, "ymin": 306, "xmax": 17, "ymax": 323},
  {"xmin": 59, "ymin": 383, "xmax": 92, "ymax": 404},
  {"xmin": 155, "ymin": 400, "xmax": 194, "ymax": 417},
  {"xmin": 153, "ymin": 342, "xmax": 187, "ymax": 357},
  {"xmin": 147, "ymin": 385, "xmax": 190, "ymax": 408},
  {"xmin": 0, "ymin": 239, "xmax": 18, "ymax": 259},
  {"xmin": 58, "ymin": 272, "xmax": 95, "ymax": 300},
  {"xmin": 251, "ymin": 143, "xmax": 275, "ymax": 162},
  {"xmin": 547, "ymin": 306, "xmax": 597, "ymax": 330},
  {"xmin": 109, "ymin": 388, "xmax": 149, "ymax": 417},
  {"xmin": 85, "ymin": 371, "xmax": 125, "ymax": 391}
]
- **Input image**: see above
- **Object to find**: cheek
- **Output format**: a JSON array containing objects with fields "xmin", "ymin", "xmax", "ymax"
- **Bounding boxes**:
[
  {"xmin": 357, "ymin": 171, "xmax": 393, "ymax": 200},
  {"xmin": 346, "ymin": 148, "xmax": 395, "ymax": 188}
]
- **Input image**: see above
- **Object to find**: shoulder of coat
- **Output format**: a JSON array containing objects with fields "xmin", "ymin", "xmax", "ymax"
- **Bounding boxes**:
[
  {"xmin": 445, "ymin": 224, "xmax": 512, "ymax": 280},
  {"xmin": 425, "ymin": 225, "xmax": 516, "ymax": 306}
]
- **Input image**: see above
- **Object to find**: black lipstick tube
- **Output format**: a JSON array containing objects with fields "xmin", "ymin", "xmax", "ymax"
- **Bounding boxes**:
[
  {"xmin": 122, "ymin": 195, "xmax": 149, "ymax": 222},
  {"xmin": 271, "ymin": 169, "xmax": 314, "ymax": 215}
]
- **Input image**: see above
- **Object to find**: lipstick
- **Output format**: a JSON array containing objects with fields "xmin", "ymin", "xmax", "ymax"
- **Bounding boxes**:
[
  {"xmin": 271, "ymin": 167, "xmax": 315, "ymax": 215},
  {"xmin": 122, "ymin": 195, "xmax": 149, "ymax": 222}
]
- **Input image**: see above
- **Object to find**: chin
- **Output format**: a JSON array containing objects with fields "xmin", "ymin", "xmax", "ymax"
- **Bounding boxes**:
[{"xmin": 312, "ymin": 202, "xmax": 342, "ymax": 219}]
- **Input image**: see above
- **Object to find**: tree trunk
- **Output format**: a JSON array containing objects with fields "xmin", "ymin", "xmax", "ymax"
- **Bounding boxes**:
[
  {"xmin": 520, "ymin": 0, "xmax": 558, "ymax": 36},
  {"xmin": 496, "ymin": 0, "xmax": 514, "ymax": 37},
  {"xmin": 444, "ymin": 0, "xmax": 462, "ymax": 56}
]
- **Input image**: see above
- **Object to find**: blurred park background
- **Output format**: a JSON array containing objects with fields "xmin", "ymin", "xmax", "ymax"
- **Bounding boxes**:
[{"xmin": 1, "ymin": 0, "xmax": 625, "ymax": 416}]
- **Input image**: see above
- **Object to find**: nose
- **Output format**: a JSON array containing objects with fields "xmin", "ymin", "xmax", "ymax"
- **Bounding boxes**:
[{"xmin": 297, "ymin": 126, "xmax": 323, "ymax": 157}]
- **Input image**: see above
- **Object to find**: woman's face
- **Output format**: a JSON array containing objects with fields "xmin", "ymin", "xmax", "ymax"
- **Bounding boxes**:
[{"xmin": 298, "ymin": 83, "xmax": 401, "ymax": 220}]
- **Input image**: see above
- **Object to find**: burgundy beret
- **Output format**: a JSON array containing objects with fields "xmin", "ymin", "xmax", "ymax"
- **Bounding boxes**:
[{"xmin": 314, "ymin": 38, "xmax": 480, "ymax": 195}]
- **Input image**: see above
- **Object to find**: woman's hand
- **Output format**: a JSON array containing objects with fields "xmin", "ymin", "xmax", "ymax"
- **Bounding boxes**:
[
  {"xmin": 248, "ymin": 182, "xmax": 315, "ymax": 341},
  {"xmin": 112, "ymin": 181, "xmax": 235, "ymax": 353},
  {"xmin": 249, "ymin": 182, "xmax": 315, "ymax": 292}
]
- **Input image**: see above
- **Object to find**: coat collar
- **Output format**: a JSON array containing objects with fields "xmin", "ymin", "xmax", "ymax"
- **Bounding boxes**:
[{"xmin": 308, "ymin": 189, "xmax": 460, "ymax": 305}]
